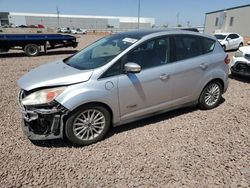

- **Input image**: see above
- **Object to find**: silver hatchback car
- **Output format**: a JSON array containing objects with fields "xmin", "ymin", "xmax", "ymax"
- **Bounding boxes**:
[{"xmin": 18, "ymin": 30, "xmax": 229, "ymax": 146}]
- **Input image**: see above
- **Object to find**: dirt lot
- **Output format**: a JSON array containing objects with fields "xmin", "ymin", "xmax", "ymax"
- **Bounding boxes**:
[{"xmin": 0, "ymin": 35, "xmax": 249, "ymax": 187}]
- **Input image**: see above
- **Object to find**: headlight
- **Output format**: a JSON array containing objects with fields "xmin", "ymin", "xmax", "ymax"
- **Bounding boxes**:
[
  {"xmin": 22, "ymin": 87, "xmax": 66, "ymax": 106},
  {"xmin": 234, "ymin": 50, "xmax": 243, "ymax": 57}
]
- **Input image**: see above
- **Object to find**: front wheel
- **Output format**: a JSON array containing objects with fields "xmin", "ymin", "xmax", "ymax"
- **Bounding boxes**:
[
  {"xmin": 222, "ymin": 45, "xmax": 226, "ymax": 51},
  {"xmin": 199, "ymin": 81, "xmax": 222, "ymax": 110},
  {"xmin": 65, "ymin": 105, "xmax": 111, "ymax": 146}
]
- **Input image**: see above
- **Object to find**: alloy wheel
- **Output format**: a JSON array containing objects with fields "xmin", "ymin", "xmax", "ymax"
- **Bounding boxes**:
[
  {"xmin": 72, "ymin": 109, "xmax": 106, "ymax": 141},
  {"xmin": 204, "ymin": 83, "xmax": 221, "ymax": 106}
]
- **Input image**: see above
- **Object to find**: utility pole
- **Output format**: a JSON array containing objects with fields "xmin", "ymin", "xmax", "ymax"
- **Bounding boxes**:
[
  {"xmin": 176, "ymin": 12, "xmax": 180, "ymax": 27},
  {"xmin": 56, "ymin": 6, "xmax": 60, "ymax": 28},
  {"xmin": 137, "ymin": 0, "xmax": 140, "ymax": 29}
]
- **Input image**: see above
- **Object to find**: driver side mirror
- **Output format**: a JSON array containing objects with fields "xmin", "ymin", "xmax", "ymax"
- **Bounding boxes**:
[
  {"xmin": 226, "ymin": 37, "xmax": 231, "ymax": 41},
  {"xmin": 124, "ymin": 62, "xmax": 141, "ymax": 74}
]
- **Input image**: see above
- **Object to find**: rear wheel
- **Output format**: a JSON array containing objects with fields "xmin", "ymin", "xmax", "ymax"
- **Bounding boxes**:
[
  {"xmin": 238, "ymin": 42, "xmax": 243, "ymax": 49},
  {"xmin": 199, "ymin": 81, "xmax": 222, "ymax": 110},
  {"xmin": 24, "ymin": 44, "xmax": 40, "ymax": 56},
  {"xmin": 65, "ymin": 105, "xmax": 111, "ymax": 146}
]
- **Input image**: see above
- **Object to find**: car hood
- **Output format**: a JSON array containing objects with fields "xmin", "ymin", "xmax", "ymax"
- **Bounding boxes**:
[
  {"xmin": 18, "ymin": 60, "xmax": 93, "ymax": 91},
  {"xmin": 217, "ymin": 39, "xmax": 224, "ymax": 43},
  {"xmin": 239, "ymin": 46, "xmax": 250, "ymax": 54}
]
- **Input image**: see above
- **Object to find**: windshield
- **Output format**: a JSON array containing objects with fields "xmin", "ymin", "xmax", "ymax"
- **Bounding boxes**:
[
  {"xmin": 214, "ymin": 34, "xmax": 227, "ymax": 40},
  {"xmin": 65, "ymin": 34, "xmax": 139, "ymax": 70}
]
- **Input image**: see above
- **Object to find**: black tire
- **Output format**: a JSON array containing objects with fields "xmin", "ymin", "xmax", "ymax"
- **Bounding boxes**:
[
  {"xmin": 238, "ymin": 43, "xmax": 243, "ymax": 49},
  {"xmin": 24, "ymin": 44, "xmax": 40, "ymax": 56},
  {"xmin": 65, "ymin": 104, "xmax": 111, "ymax": 146},
  {"xmin": 222, "ymin": 45, "xmax": 226, "ymax": 51},
  {"xmin": 199, "ymin": 81, "xmax": 222, "ymax": 110}
]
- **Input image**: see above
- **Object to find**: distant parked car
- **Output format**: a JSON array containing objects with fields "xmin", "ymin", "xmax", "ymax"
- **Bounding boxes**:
[
  {"xmin": 18, "ymin": 25, "xmax": 28, "ymax": 28},
  {"xmin": 37, "ymin": 24, "xmax": 45, "ymax": 28},
  {"xmin": 231, "ymin": 46, "xmax": 250, "ymax": 77},
  {"xmin": 28, "ymin": 25, "xmax": 38, "ymax": 28},
  {"xmin": 18, "ymin": 30, "xmax": 229, "ymax": 146},
  {"xmin": 71, "ymin": 28, "xmax": 87, "ymax": 34},
  {"xmin": 214, "ymin": 33, "xmax": 244, "ymax": 51},
  {"xmin": 59, "ymin": 27, "xmax": 71, "ymax": 33}
]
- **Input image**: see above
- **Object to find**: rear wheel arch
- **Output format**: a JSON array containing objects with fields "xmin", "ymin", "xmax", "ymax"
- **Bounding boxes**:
[
  {"xmin": 205, "ymin": 78, "xmax": 224, "ymax": 92},
  {"xmin": 198, "ymin": 79, "xmax": 224, "ymax": 109}
]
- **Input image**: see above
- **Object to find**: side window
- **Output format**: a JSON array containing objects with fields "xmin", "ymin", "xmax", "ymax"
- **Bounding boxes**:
[
  {"xmin": 232, "ymin": 34, "xmax": 239, "ymax": 39},
  {"xmin": 100, "ymin": 61, "xmax": 121, "ymax": 78},
  {"xmin": 200, "ymin": 37, "xmax": 215, "ymax": 54},
  {"xmin": 174, "ymin": 35, "xmax": 203, "ymax": 61},
  {"xmin": 215, "ymin": 17, "xmax": 219, "ymax": 26},
  {"xmin": 227, "ymin": 34, "xmax": 234, "ymax": 39},
  {"xmin": 127, "ymin": 37, "xmax": 171, "ymax": 70}
]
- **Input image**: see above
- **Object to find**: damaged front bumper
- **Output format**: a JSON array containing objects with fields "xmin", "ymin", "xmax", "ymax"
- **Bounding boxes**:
[
  {"xmin": 231, "ymin": 57, "xmax": 250, "ymax": 77},
  {"xmin": 18, "ymin": 90, "xmax": 69, "ymax": 140}
]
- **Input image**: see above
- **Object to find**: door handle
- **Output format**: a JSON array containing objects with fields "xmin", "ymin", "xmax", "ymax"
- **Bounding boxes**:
[
  {"xmin": 200, "ymin": 63, "xmax": 208, "ymax": 70},
  {"xmin": 159, "ymin": 74, "xmax": 169, "ymax": 80}
]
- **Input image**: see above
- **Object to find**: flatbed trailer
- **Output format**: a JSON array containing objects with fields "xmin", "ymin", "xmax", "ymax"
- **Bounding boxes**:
[{"xmin": 0, "ymin": 34, "xmax": 78, "ymax": 56}]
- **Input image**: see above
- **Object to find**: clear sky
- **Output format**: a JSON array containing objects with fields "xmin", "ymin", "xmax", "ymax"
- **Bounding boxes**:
[{"xmin": 0, "ymin": 0, "xmax": 249, "ymax": 26}]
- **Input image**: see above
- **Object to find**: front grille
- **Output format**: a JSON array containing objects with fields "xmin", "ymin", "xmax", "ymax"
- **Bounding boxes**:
[{"xmin": 245, "ymin": 53, "xmax": 250, "ymax": 60}]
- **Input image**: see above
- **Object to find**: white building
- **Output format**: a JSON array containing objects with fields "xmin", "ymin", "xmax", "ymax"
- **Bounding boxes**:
[
  {"xmin": 204, "ymin": 4, "xmax": 250, "ymax": 36},
  {"xmin": 0, "ymin": 12, "xmax": 155, "ymax": 29}
]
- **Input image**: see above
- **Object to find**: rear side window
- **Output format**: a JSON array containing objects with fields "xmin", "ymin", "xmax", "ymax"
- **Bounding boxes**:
[
  {"xmin": 174, "ymin": 35, "xmax": 203, "ymax": 61},
  {"xmin": 200, "ymin": 37, "xmax": 215, "ymax": 54},
  {"xmin": 228, "ymin": 34, "xmax": 239, "ymax": 39}
]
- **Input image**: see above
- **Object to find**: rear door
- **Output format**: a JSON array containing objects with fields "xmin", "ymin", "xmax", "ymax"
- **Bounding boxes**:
[{"xmin": 169, "ymin": 34, "xmax": 216, "ymax": 105}]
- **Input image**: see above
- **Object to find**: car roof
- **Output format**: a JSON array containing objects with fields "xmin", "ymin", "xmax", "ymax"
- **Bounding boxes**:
[
  {"xmin": 215, "ymin": 32, "xmax": 238, "ymax": 35},
  {"xmin": 112, "ymin": 28, "xmax": 209, "ymax": 40}
]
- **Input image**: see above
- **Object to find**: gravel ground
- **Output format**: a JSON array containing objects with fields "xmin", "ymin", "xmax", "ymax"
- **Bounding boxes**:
[{"xmin": 0, "ymin": 35, "xmax": 249, "ymax": 187}]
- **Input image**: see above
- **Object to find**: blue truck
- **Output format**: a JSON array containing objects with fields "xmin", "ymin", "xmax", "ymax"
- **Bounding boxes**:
[{"xmin": 0, "ymin": 34, "xmax": 78, "ymax": 56}]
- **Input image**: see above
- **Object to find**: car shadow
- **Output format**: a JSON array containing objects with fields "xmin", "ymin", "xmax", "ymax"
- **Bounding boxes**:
[
  {"xmin": 229, "ymin": 74, "xmax": 250, "ymax": 83},
  {"xmin": 225, "ymin": 49, "xmax": 237, "ymax": 53},
  {"xmin": 30, "ymin": 106, "xmax": 198, "ymax": 148},
  {"xmin": 30, "ymin": 98, "xmax": 226, "ymax": 148},
  {"xmin": 0, "ymin": 50, "xmax": 78, "ymax": 58}
]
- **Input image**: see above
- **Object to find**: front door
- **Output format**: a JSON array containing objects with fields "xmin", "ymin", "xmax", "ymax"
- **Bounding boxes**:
[{"xmin": 118, "ymin": 36, "xmax": 174, "ymax": 121}]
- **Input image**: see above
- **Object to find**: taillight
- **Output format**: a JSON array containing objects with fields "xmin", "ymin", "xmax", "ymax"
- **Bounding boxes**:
[{"xmin": 224, "ymin": 54, "xmax": 230, "ymax": 64}]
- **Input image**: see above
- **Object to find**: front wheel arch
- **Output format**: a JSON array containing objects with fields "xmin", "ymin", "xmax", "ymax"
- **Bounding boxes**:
[
  {"xmin": 64, "ymin": 103, "xmax": 113, "ymax": 145},
  {"xmin": 64, "ymin": 102, "xmax": 113, "ymax": 126}
]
